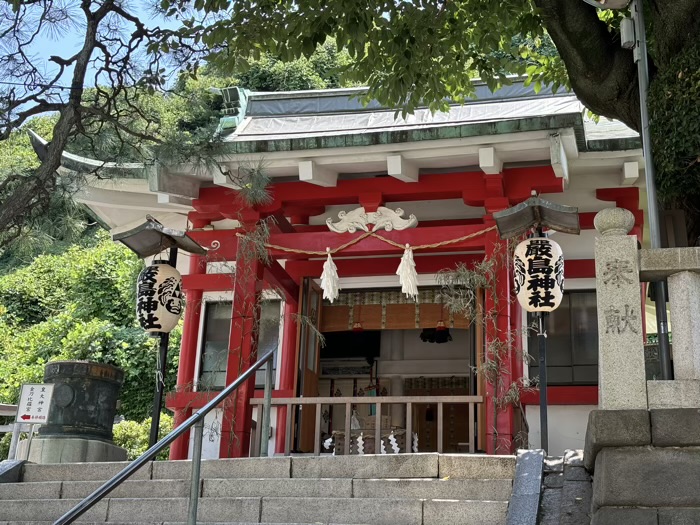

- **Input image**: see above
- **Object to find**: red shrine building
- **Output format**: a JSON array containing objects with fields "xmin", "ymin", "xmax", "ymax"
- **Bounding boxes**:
[{"xmin": 65, "ymin": 81, "xmax": 652, "ymax": 459}]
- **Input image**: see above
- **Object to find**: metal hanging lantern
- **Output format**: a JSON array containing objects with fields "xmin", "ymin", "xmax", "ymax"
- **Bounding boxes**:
[
  {"xmin": 513, "ymin": 237, "xmax": 565, "ymax": 313},
  {"xmin": 136, "ymin": 260, "xmax": 183, "ymax": 334}
]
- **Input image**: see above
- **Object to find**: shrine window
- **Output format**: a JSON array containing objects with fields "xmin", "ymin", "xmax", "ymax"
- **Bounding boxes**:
[
  {"xmin": 527, "ymin": 290, "xmax": 598, "ymax": 386},
  {"xmin": 198, "ymin": 299, "xmax": 282, "ymax": 390}
]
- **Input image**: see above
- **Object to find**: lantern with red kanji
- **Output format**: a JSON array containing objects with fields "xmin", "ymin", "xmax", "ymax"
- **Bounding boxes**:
[{"xmin": 513, "ymin": 238, "xmax": 564, "ymax": 313}]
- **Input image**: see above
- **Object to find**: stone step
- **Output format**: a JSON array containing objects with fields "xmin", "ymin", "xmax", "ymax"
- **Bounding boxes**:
[
  {"xmin": 438, "ymin": 454, "xmax": 516, "ymax": 480},
  {"xmin": 423, "ymin": 499, "xmax": 508, "ymax": 525},
  {"xmin": 20, "ymin": 462, "xmax": 152, "ymax": 483},
  {"xmin": 0, "ymin": 497, "xmax": 261, "ymax": 523},
  {"xmin": 20, "ymin": 457, "xmax": 292, "ymax": 483},
  {"xmin": 0, "ymin": 496, "xmax": 508, "ymax": 525},
  {"xmin": 202, "ymin": 477, "xmax": 353, "ymax": 498},
  {"xmin": 352, "ymin": 477, "xmax": 512, "ymax": 501},
  {"xmin": 0, "ymin": 476, "xmax": 512, "ymax": 502},
  {"xmin": 201, "ymin": 476, "xmax": 512, "ymax": 500},
  {"xmin": 260, "ymin": 496, "xmax": 507, "ymax": 525},
  {"xmin": 0, "ymin": 480, "xmax": 189, "ymax": 500},
  {"xmin": 21, "ymin": 454, "xmax": 516, "ymax": 484},
  {"xmin": 1, "ymin": 521, "xmax": 400, "ymax": 525},
  {"xmin": 152, "ymin": 457, "xmax": 291, "ymax": 481},
  {"xmin": 0, "ymin": 522, "xmax": 376, "ymax": 525}
]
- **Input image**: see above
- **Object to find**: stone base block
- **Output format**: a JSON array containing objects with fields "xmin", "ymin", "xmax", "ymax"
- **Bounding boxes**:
[
  {"xmin": 651, "ymin": 408, "xmax": 700, "ymax": 446},
  {"xmin": 0, "ymin": 459, "xmax": 25, "ymax": 483},
  {"xmin": 583, "ymin": 409, "xmax": 650, "ymax": 471},
  {"xmin": 593, "ymin": 447, "xmax": 700, "ymax": 510},
  {"xmin": 24, "ymin": 436, "xmax": 126, "ymax": 464},
  {"xmin": 658, "ymin": 508, "xmax": 700, "ymax": 524},
  {"xmin": 594, "ymin": 506, "xmax": 700, "ymax": 525},
  {"xmin": 647, "ymin": 380, "xmax": 700, "ymax": 409},
  {"xmin": 592, "ymin": 507, "xmax": 658, "ymax": 525}
]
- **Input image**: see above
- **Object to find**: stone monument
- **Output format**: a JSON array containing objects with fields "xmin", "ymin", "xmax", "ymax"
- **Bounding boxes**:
[
  {"xmin": 26, "ymin": 361, "xmax": 127, "ymax": 463},
  {"xmin": 585, "ymin": 208, "xmax": 700, "ymax": 525}
]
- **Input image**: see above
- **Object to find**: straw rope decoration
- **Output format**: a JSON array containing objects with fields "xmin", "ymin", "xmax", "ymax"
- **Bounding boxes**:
[{"xmin": 236, "ymin": 224, "xmax": 497, "ymax": 300}]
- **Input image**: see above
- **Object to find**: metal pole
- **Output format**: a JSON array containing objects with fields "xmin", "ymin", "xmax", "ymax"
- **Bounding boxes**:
[
  {"xmin": 631, "ymin": 0, "xmax": 672, "ymax": 379},
  {"xmin": 24, "ymin": 424, "xmax": 36, "ymax": 460},
  {"xmin": 149, "ymin": 247, "xmax": 179, "ymax": 448},
  {"xmin": 187, "ymin": 419, "xmax": 204, "ymax": 525},
  {"xmin": 149, "ymin": 332, "xmax": 170, "ymax": 448},
  {"xmin": 260, "ymin": 353, "xmax": 274, "ymax": 457},
  {"xmin": 538, "ymin": 312, "xmax": 549, "ymax": 453}
]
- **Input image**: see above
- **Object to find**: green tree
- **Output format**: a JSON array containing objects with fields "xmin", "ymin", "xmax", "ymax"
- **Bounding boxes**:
[
  {"xmin": 3, "ymin": 0, "xmax": 699, "ymax": 243},
  {"xmin": 160, "ymin": 0, "xmax": 699, "ymax": 241},
  {"xmin": 0, "ymin": 32, "xmax": 353, "ymax": 256},
  {"xmin": 113, "ymin": 414, "xmax": 174, "ymax": 460},
  {"xmin": 0, "ymin": 233, "xmax": 179, "ymax": 420}
]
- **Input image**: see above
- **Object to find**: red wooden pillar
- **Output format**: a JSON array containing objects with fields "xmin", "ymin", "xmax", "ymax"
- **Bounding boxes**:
[
  {"xmin": 483, "ymin": 176, "xmax": 515, "ymax": 455},
  {"xmin": 219, "ymin": 237, "xmax": 265, "ymax": 458},
  {"xmin": 275, "ymin": 300, "xmax": 299, "ymax": 453},
  {"xmin": 169, "ymin": 230, "xmax": 207, "ymax": 460}
]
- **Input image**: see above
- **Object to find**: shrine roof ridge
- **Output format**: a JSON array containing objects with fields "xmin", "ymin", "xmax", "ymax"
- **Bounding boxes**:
[{"xmin": 239, "ymin": 79, "xmax": 572, "ymax": 118}]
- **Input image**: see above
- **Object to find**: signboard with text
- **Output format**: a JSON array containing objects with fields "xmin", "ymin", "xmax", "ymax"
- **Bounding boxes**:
[{"xmin": 16, "ymin": 383, "xmax": 54, "ymax": 424}]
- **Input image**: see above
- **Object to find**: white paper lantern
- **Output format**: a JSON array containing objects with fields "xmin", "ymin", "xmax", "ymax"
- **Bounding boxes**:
[
  {"xmin": 136, "ymin": 261, "xmax": 183, "ymax": 333},
  {"xmin": 513, "ymin": 238, "xmax": 564, "ymax": 313}
]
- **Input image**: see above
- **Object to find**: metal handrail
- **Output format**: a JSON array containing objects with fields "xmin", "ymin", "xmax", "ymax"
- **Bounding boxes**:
[{"xmin": 54, "ymin": 348, "xmax": 276, "ymax": 525}]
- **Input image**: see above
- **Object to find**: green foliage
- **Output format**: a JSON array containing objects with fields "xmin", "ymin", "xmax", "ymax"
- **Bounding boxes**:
[
  {"xmin": 0, "ymin": 432, "xmax": 10, "ymax": 461},
  {"xmin": 113, "ymin": 414, "xmax": 174, "ymax": 460},
  {"xmin": 0, "ymin": 116, "xmax": 56, "ymax": 175},
  {"xmin": 649, "ymin": 41, "xmax": 700, "ymax": 241},
  {"xmin": 230, "ymin": 39, "xmax": 355, "ymax": 92},
  {"xmin": 0, "ymin": 114, "xmax": 94, "ymax": 265},
  {"xmin": 0, "ymin": 234, "xmax": 179, "ymax": 420},
  {"xmin": 0, "ymin": 231, "xmax": 142, "ymax": 326},
  {"xmin": 172, "ymin": 0, "xmax": 567, "ymax": 114},
  {"xmin": 0, "ymin": 313, "xmax": 180, "ymax": 420}
]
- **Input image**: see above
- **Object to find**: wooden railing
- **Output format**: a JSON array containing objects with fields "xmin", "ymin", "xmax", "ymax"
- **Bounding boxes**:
[{"xmin": 250, "ymin": 395, "xmax": 483, "ymax": 456}]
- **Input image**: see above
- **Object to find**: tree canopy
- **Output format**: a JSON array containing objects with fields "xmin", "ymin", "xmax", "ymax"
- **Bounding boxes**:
[
  {"xmin": 1, "ymin": 0, "xmax": 699, "ymax": 240},
  {"xmin": 0, "ymin": 28, "xmax": 352, "ymax": 256}
]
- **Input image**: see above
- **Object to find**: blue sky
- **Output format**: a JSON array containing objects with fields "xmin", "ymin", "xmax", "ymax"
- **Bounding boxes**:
[{"xmin": 2, "ymin": 2, "xmax": 183, "ymax": 92}]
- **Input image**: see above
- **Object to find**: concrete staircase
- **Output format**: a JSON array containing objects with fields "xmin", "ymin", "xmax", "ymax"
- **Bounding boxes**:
[{"xmin": 0, "ymin": 453, "xmax": 515, "ymax": 525}]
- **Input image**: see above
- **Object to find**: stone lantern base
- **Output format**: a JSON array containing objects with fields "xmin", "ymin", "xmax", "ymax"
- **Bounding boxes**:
[
  {"xmin": 23, "ymin": 436, "xmax": 127, "ymax": 464},
  {"xmin": 24, "ymin": 360, "xmax": 128, "ymax": 464}
]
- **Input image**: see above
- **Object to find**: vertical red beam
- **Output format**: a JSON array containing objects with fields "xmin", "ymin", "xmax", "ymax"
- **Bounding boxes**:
[
  {"xmin": 483, "ymin": 176, "xmax": 515, "ymax": 455},
  {"xmin": 483, "ymin": 227, "xmax": 515, "ymax": 454},
  {"xmin": 169, "ymin": 235, "xmax": 207, "ymax": 460},
  {"xmin": 275, "ymin": 300, "xmax": 299, "ymax": 454},
  {"xmin": 219, "ymin": 240, "xmax": 264, "ymax": 458}
]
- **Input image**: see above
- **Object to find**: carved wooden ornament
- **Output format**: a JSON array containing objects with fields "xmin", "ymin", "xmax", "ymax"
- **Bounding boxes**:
[{"xmin": 326, "ymin": 206, "xmax": 418, "ymax": 233}]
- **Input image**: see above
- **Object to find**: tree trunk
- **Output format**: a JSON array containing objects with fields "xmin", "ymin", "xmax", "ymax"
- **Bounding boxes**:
[{"xmin": 535, "ymin": 0, "xmax": 641, "ymax": 131}]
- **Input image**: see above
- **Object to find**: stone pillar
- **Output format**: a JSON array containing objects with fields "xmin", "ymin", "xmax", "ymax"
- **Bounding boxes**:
[
  {"xmin": 668, "ymin": 271, "xmax": 700, "ymax": 379},
  {"xmin": 594, "ymin": 208, "xmax": 647, "ymax": 409}
]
